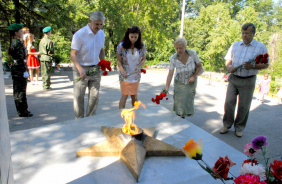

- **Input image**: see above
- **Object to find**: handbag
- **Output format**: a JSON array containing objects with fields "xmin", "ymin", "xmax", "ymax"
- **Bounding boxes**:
[{"xmin": 192, "ymin": 51, "xmax": 204, "ymax": 76}]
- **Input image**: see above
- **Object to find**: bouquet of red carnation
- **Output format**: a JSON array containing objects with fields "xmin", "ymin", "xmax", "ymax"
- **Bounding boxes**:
[
  {"xmin": 98, "ymin": 59, "xmax": 112, "ymax": 76},
  {"xmin": 74, "ymin": 60, "xmax": 112, "ymax": 82},
  {"xmin": 227, "ymin": 54, "xmax": 269, "ymax": 73},
  {"xmin": 151, "ymin": 89, "xmax": 169, "ymax": 104}
]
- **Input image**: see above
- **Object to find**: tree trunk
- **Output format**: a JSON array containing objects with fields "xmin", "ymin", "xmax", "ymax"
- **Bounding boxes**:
[{"xmin": 13, "ymin": 0, "xmax": 20, "ymax": 23}]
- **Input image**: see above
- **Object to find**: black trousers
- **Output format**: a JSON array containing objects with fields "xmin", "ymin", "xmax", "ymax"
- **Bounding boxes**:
[{"xmin": 12, "ymin": 75, "xmax": 28, "ymax": 115}]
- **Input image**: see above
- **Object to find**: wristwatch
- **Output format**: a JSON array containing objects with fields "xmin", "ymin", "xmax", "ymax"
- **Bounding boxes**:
[{"xmin": 252, "ymin": 63, "xmax": 255, "ymax": 69}]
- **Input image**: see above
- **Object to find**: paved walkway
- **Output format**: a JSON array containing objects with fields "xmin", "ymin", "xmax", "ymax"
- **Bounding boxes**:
[{"xmin": 4, "ymin": 68, "xmax": 282, "ymax": 164}]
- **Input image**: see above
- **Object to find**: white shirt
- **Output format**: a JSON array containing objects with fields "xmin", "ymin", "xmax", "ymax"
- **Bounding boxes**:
[
  {"xmin": 71, "ymin": 24, "xmax": 105, "ymax": 66},
  {"xmin": 169, "ymin": 50, "xmax": 201, "ymax": 85},
  {"xmin": 225, "ymin": 40, "xmax": 268, "ymax": 77}
]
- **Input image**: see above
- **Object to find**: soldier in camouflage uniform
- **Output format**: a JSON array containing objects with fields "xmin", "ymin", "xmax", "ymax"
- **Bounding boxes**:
[
  {"xmin": 39, "ymin": 26, "xmax": 54, "ymax": 90},
  {"xmin": 8, "ymin": 23, "xmax": 33, "ymax": 117}
]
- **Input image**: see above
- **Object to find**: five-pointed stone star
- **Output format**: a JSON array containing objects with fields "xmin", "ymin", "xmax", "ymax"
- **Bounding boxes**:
[{"xmin": 76, "ymin": 126, "xmax": 185, "ymax": 181}]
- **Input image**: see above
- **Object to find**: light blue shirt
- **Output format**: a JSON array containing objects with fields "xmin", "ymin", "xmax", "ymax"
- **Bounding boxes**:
[{"xmin": 225, "ymin": 40, "xmax": 268, "ymax": 77}]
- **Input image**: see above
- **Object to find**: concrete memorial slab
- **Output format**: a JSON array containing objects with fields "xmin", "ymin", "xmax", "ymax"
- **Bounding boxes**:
[
  {"xmin": 10, "ymin": 105, "xmax": 247, "ymax": 184},
  {"xmin": 0, "ymin": 43, "xmax": 14, "ymax": 184}
]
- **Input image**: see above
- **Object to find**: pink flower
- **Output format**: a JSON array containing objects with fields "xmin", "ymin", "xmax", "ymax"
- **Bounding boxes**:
[
  {"xmin": 234, "ymin": 174, "xmax": 267, "ymax": 184},
  {"xmin": 244, "ymin": 143, "xmax": 259, "ymax": 156}
]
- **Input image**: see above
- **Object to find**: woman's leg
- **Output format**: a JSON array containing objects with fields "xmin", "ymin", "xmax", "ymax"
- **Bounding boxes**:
[
  {"xmin": 261, "ymin": 94, "xmax": 265, "ymax": 103},
  {"xmin": 29, "ymin": 68, "xmax": 33, "ymax": 82},
  {"xmin": 35, "ymin": 68, "xmax": 39, "ymax": 81},
  {"xmin": 131, "ymin": 95, "xmax": 137, "ymax": 106},
  {"xmin": 119, "ymin": 95, "xmax": 128, "ymax": 109}
]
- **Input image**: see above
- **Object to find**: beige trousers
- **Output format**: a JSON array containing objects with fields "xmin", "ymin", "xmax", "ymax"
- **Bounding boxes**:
[{"xmin": 73, "ymin": 66, "xmax": 101, "ymax": 119}]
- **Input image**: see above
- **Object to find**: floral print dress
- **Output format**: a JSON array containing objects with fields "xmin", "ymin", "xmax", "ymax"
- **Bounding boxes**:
[{"xmin": 117, "ymin": 42, "xmax": 146, "ymax": 82}]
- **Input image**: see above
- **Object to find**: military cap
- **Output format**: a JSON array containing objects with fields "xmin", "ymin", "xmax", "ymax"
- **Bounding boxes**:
[
  {"xmin": 8, "ymin": 23, "xmax": 23, "ymax": 31},
  {"xmin": 42, "ymin": 26, "xmax": 51, "ymax": 33}
]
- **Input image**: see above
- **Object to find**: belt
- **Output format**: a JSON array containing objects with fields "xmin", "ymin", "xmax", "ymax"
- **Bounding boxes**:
[
  {"xmin": 83, "ymin": 65, "xmax": 97, "ymax": 67},
  {"xmin": 233, "ymin": 74, "xmax": 255, "ymax": 79}
]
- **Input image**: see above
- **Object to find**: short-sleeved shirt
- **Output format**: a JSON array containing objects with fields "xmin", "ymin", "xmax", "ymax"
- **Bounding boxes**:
[
  {"xmin": 117, "ymin": 42, "xmax": 146, "ymax": 82},
  {"xmin": 39, "ymin": 35, "xmax": 54, "ymax": 61},
  {"xmin": 225, "ymin": 40, "xmax": 268, "ymax": 77},
  {"xmin": 169, "ymin": 50, "xmax": 201, "ymax": 85},
  {"xmin": 71, "ymin": 24, "xmax": 105, "ymax": 66}
]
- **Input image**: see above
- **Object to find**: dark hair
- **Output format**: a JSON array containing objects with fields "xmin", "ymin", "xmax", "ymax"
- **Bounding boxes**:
[
  {"xmin": 242, "ymin": 23, "xmax": 256, "ymax": 34},
  {"xmin": 121, "ymin": 26, "xmax": 143, "ymax": 50}
]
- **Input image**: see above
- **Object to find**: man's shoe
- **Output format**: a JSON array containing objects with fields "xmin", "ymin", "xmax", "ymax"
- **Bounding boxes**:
[
  {"xmin": 19, "ymin": 112, "xmax": 33, "ymax": 117},
  {"xmin": 220, "ymin": 127, "xmax": 228, "ymax": 134},
  {"xmin": 235, "ymin": 131, "xmax": 243, "ymax": 137},
  {"xmin": 43, "ymin": 87, "xmax": 52, "ymax": 91}
]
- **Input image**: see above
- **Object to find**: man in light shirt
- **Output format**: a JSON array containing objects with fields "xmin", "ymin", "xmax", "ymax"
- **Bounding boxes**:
[
  {"xmin": 220, "ymin": 23, "xmax": 269, "ymax": 137},
  {"xmin": 70, "ymin": 11, "xmax": 106, "ymax": 119}
]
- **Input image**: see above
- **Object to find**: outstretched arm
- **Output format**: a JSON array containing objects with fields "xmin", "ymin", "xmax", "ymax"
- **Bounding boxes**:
[{"xmin": 166, "ymin": 69, "xmax": 174, "ymax": 91}]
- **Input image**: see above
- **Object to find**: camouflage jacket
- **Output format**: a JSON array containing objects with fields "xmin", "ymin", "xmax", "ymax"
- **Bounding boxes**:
[
  {"xmin": 9, "ymin": 38, "xmax": 28, "ymax": 77},
  {"xmin": 39, "ymin": 35, "xmax": 54, "ymax": 61}
]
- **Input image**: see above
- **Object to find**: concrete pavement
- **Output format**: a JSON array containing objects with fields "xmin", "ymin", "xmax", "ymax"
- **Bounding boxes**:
[{"xmin": 4, "ymin": 68, "xmax": 282, "ymax": 164}]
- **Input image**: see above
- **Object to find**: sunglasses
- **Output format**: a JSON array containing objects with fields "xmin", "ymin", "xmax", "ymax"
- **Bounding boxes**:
[{"xmin": 129, "ymin": 26, "xmax": 140, "ymax": 32}]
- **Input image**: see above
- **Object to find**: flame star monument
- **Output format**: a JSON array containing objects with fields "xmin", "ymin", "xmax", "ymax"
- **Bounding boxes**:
[{"xmin": 76, "ymin": 101, "xmax": 185, "ymax": 182}]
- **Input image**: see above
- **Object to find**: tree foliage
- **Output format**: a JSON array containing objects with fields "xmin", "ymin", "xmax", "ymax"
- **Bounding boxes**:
[{"xmin": 0, "ymin": 0, "xmax": 281, "ymax": 77}]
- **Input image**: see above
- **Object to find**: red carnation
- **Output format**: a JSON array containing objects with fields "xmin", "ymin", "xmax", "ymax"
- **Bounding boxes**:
[
  {"xmin": 155, "ymin": 99, "xmax": 160, "ymax": 104},
  {"xmin": 102, "ymin": 71, "xmax": 108, "ymax": 76},
  {"xmin": 160, "ymin": 92, "xmax": 167, "ymax": 97},
  {"xmin": 151, "ymin": 98, "xmax": 155, "ymax": 102},
  {"xmin": 156, "ymin": 95, "xmax": 161, "ymax": 100},
  {"xmin": 270, "ymin": 160, "xmax": 282, "ymax": 181},
  {"xmin": 243, "ymin": 159, "xmax": 258, "ymax": 166},
  {"xmin": 141, "ymin": 68, "xmax": 146, "ymax": 74},
  {"xmin": 212, "ymin": 155, "xmax": 236, "ymax": 179},
  {"xmin": 264, "ymin": 53, "xmax": 269, "ymax": 58},
  {"xmin": 262, "ymin": 57, "xmax": 268, "ymax": 64},
  {"xmin": 166, "ymin": 98, "xmax": 168, "ymax": 100}
]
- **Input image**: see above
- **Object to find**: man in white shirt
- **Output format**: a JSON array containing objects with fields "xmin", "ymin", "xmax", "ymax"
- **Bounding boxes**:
[
  {"xmin": 70, "ymin": 11, "xmax": 106, "ymax": 119},
  {"xmin": 220, "ymin": 23, "xmax": 269, "ymax": 137}
]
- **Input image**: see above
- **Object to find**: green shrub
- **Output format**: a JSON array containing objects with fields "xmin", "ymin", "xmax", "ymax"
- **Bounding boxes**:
[{"xmin": 270, "ymin": 81, "xmax": 281, "ymax": 93}]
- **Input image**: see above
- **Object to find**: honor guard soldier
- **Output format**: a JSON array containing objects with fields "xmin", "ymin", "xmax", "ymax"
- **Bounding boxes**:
[
  {"xmin": 39, "ymin": 26, "xmax": 54, "ymax": 90},
  {"xmin": 8, "ymin": 23, "xmax": 33, "ymax": 117}
]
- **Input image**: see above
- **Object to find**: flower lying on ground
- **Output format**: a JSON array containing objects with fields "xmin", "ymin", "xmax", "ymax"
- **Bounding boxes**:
[
  {"xmin": 270, "ymin": 160, "xmax": 282, "ymax": 181},
  {"xmin": 212, "ymin": 155, "xmax": 236, "ymax": 179},
  {"xmin": 182, "ymin": 135, "xmax": 282, "ymax": 184},
  {"xmin": 239, "ymin": 163, "xmax": 265, "ymax": 178},
  {"xmin": 182, "ymin": 139, "xmax": 235, "ymax": 183},
  {"xmin": 183, "ymin": 139, "xmax": 203, "ymax": 160},
  {"xmin": 74, "ymin": 60, "xmax": 112, "ymax": 82},
  {"xmin": 151, "ymin": 89, "xmax": 169, "ymax": 104},
  {"xmin": 234, "ymin": 174, "xmax": 267, "ymax": 184},
  {"xmin": 251, "ymin": 135, "xmax": 268, "ymax": 150}
]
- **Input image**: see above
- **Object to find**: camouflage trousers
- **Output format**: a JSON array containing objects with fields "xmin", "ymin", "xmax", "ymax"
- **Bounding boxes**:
[
  {"xmin": 12, "ymin": 75, "xmax": 28, "ymax": 115},
  {"xmin": 41, "ymin": 60, "xmax": 52, "ymax": 89}
]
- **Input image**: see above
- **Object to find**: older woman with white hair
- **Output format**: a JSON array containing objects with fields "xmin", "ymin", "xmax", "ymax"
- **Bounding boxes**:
[{"xmin": 165, "ymin": 37, "xmax": 203, "ymax": 118}]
